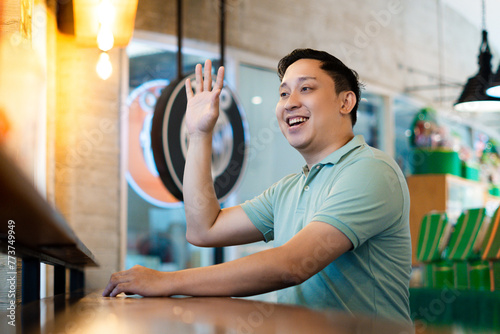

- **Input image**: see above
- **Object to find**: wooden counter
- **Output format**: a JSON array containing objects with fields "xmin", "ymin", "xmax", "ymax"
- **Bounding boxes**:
[
  {"xmin": 1, "ymin": 291, "xmax": 414, "ymax": 334},
  {"xmin": 0, "ymin": 146, "xmax": 97, "ymax": 304}
]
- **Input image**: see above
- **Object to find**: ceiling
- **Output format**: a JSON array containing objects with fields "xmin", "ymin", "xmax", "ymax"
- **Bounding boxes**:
[{"xmin": 443, "ymin": 0, "xmax": 500, "ymax": 52}]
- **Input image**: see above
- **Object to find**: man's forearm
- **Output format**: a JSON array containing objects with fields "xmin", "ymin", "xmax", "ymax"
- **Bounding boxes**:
[
  {"xmin": 168, "ymin": 246, "xmax": 297, "ymax": 297},
  {"xmin": 104, "ymin": 245, "xmax": 299, "ymax": 298},
  {"xmin": 103, "ymin": 221, "xmax": 350, "ymax": 298},
  {"xmin": 183, "ymin": 134, "xmax": 221, "ymax": 243}
]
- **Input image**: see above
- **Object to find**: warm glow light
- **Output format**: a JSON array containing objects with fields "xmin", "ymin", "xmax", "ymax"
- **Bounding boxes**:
[
  {"xmin": 97, "ymin": 26, "xmax": 114, "ymax": 51},
  {"xmin": 73, "ymin": 0, "xmax": 138, "ymax": 47},
  {"xmin": 96, "ymin": 52, "xmax": 112, "ymax": 80},
  {"xmin": 97, "ymin": 0, "xmax": 116, "ymax": 26},
  {"xmin": 96, "ymin": 0, "xmax": 115, "ymax": 51},
  {"xmin": 486, "ymin": 85, "xmax": 500, "ymax": 98}
]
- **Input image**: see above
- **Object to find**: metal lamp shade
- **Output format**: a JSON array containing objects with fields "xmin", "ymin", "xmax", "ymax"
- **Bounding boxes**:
[
  {"xmin": 486, "ymin": 65, "xmax": 500, "ymax": 98},
  {"xmin": 454, "ymin": 73, "xmax": 500, "ymax": 112},
  {"xmin": 454, "ymin": 30, "xmax": 500, "ymax": 112}
]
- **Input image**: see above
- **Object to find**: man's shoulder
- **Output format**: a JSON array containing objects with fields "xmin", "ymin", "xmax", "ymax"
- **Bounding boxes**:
[
  {"xmin": 345, "ymin": 142, "xmax": 405, "ymax": 173},
  {"xmin": 341, "ymin": 144, "xmax": 396, "ymax": 170}
]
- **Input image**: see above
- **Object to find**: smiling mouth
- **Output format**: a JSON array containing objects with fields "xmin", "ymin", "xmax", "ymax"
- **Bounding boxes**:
[{"xmin": 287, "ymin": 117, "xmax": 309, "ymax": 127}]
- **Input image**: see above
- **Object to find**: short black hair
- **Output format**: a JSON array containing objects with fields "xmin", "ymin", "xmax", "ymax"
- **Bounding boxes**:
[{"xmin": 277, "ymin": 48, "xmax": 361, "ymax": 126}]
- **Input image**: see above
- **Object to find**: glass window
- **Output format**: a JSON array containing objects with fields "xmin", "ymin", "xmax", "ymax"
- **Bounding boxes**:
[
  {"xmin": 125, "ymin": 40, "xmax": 214, "ymax": 271},
  {"xmin": 394, "ymin": 95, "xmax": 422, "ymax": 175},
  {"xmin": 234, "ymin": 64, "xmax": 303, "ymax": 204},
  {"xmin": 356, "ymin": 92, "xmax": 384, "ymax": 148}
]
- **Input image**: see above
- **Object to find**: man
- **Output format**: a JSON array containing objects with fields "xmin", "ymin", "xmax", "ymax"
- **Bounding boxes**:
[{"xmin": 103, "ymin": 49, "xmax": 412, "ymax": 323}]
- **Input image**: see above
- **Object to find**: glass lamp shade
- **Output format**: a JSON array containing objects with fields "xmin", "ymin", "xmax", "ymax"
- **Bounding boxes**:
[{"xmin": 73, "ymin": 0, "xmax": 138, "ymax": 48}]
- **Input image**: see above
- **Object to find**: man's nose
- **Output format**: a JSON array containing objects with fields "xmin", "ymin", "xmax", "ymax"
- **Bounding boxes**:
[{"xmin": 284, "ymin": 91, "xmax": 301, "ymax": 110}]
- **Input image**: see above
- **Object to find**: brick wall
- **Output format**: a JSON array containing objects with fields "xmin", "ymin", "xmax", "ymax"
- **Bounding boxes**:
[{"xmin": 51, "ymin": 32, "xmax": 123, "ymax": 290}]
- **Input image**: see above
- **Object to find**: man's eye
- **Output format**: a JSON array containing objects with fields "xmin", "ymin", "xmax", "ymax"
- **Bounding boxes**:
[
  {"xmin": 301, "ymin": 87, "xmax": 311, "ymax": 91},
  {"xmin": 280, "ymin": 92, "xmax": 288, "ymax": 97}
]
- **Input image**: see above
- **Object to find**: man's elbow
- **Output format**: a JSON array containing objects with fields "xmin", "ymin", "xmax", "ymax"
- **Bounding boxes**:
[
  {"xmin": 185, "ymin": 229, "xmax": 215, "ymax": 247},
  {"xmin": 279, "ymin": 270, "xmax": 306, "ymax": 287},
  {"xmin": 185, "ymin": 230, "xmax": 205, "ymax": 247}
]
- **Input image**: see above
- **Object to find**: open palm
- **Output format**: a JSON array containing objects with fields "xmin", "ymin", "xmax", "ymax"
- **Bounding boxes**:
[{"xmin": 185, "ymin": 60, "xmax": 225, "ymax": 136}]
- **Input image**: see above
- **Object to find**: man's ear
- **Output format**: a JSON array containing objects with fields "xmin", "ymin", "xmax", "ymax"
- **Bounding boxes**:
[{"xmin": 339, "ymin": 91, "xmax": 356, "ymax": 115}]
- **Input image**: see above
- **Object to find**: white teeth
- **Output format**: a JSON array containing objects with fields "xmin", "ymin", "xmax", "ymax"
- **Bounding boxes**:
[{"xmin": 288, "ymin": 117, "xmax": 308, "ymax": 126}]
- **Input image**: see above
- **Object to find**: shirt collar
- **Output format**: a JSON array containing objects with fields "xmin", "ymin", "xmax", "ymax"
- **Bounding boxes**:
[{"xmin": 301, "ymin": 135, "xmax": 366, "ymax": 175}]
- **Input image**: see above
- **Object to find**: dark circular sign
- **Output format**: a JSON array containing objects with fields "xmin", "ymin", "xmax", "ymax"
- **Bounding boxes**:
[{"xmin": 151, "ymin": 73, "xmax": 248, "ymax": 202}]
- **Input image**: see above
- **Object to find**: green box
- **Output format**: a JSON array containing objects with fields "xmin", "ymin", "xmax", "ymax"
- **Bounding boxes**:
[
  {"xmin": 446, "ymin": 208, "xmax": 486, "ymax": 261},
  {"xmin": 468, "ymin": 260, "xmax": 491, "ymax": 291},
  {"xmin": 425, "ymin": 261, "xmax": 454, "ymax": 288},
  {"xmin": 481, "ymin": 206, "xmax": 500, "ymax": 261},
  {"xmin": 411, "ymin": 149, "xmax": 461, "ymax": 176},
  {"xmin": 453, "ymin": 261, "xmax": 469, "ymax": 289},
  {"xmin": 490, "ymin": 261, "xmax": 500, "ymax": 291},
  {"xmin": 489, "ymin": 184, "xmax": 500, "ymax": 197},
  {"xmin": 422, "ymin": 264, "xmax": 433, "ymax": 288},
  {"xmin": 462, "ymin": 162, "xmax": 480, "ymax": 181},
  {"xmin": 416, "ymin": 212, "xmax": 449, "ymax": 263}
]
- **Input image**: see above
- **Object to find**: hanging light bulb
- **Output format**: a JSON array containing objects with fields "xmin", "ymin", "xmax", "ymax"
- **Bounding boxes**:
[
  {"xmin": 96, "ymin": 0, "xmax": 115, "ymax": 52},
  {"xmin": 95, "ymin": 0, "xmax": 114, "ymax": 79},
  {"xmin": 96, "ymin": 52, "xmax": 112, "ymax": 80},
  {"xmin": 97, "ymin": 26, "xmax": 114, "ymax": 52}
]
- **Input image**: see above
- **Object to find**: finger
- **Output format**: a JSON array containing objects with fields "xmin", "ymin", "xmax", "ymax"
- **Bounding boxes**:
[
  {"xmin": 215, "ymin": 66, "xmax": 225, "ymax": 90},
  {"xmin": 102, "ymin": 270, "xmax": 128, "ymax": 297},
  {"xmin": 195, "ymin": 63, "xmax": 203, "ymax": 92},
  {"xmin": 110, "ymin": 283, "xmax": 130, "ymax": 297},
  {"xmin": 103, "ymin": 280, "xmax": 117, "ymax": 297},
  {"xmin": 204, "ymin": 59, "xmax": 212, "ymax": 91},
  {"xmin": 212, "ymin": 89, "xmax": 222, "ymax": 106},
  {"xmin": 185, "ymin": 78, "xmax": 194, "ymax": 99},
  {"xmin": 102, "ymin": 285, "xmax": 111, "ymax": 297}
]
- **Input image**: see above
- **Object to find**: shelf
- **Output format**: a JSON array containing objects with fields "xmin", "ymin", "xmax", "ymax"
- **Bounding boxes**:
[
  {"xmin": 0, "ymin": 147, "xmax": 97, "ymax": 269},
  {"xmin": 407, "ymin": 174, "xmax": 490, "ymax": 266}
]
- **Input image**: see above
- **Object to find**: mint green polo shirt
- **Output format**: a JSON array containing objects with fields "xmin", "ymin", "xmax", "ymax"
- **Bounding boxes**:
[{"xmin": 241, "ymin": 135, "xmax": 412, "ymax": 323}]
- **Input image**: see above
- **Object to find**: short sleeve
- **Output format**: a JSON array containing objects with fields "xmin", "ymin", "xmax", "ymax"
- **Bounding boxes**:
[
  {"xmin": 311, "ymin": 158, "xmax": 404, "ymax": 249},
  {"xmin": 240, "ymin": 183, "xmax": 278, "ymax": 242}
]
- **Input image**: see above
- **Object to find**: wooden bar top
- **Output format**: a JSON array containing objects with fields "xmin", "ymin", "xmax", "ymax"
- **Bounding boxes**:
[{"xmin": 2, "ymin": 291, "xmax": 415, "ymax": 334}]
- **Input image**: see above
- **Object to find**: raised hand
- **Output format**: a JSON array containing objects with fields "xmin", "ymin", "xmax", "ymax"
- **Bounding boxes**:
[{"xmin": 185, "ymin": 59, "xmax": 225, "ymax": 138}]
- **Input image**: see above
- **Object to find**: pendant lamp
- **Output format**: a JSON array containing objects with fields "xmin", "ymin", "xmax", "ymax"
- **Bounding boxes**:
[
  {"xmin": 487, "ymin": 64, "xmax": 500, "ymax": 97},
  {"xmin": 73, "ymin": 0, "xmax": 138, "ymax": 80},
  {"xmin": 454, "ymin": 0, "xmax": 500, "ymax": 112},
  {"xmin": 454, "ymin": 30, "xmax": 500, "ymax": 112}
]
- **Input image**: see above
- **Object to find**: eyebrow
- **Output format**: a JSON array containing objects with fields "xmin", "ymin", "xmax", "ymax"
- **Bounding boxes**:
[{"xmin": 279, "ymin": 76, "xmax": 317, "ymax": 89}]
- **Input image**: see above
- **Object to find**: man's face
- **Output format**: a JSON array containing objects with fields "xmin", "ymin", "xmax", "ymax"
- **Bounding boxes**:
[{"xmin": 276, "ymin": 58, "xmax": 350, "ymax": 157}]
